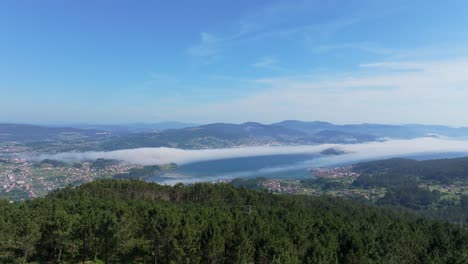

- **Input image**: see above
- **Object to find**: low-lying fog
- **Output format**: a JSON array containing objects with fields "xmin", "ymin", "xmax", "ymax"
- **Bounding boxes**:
[
  {"xmin": 42, "ymin": 137, "xmax": 468, "ymax": 184},
  {"xmin": 44, "ymin": 137, "xmax": 468, "ymax": 165}
]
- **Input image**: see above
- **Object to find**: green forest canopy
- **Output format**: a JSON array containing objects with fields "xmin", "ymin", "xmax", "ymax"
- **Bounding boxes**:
[
  {"xmin": 352, "ymin": 157, "xmax": 468, "ymax": 184},
  {"xmin": 0, "ymin": 179, "xmax": 467, "ymax": 263}
]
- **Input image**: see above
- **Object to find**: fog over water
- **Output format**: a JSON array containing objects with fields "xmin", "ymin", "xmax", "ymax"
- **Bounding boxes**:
[
  {"xmin": 43, "ymin": 137, "xmax": 468, "ymax": 184},
  {"xmin": 44, "ymin": 137, "xmax": 468, "ymax": 165}
]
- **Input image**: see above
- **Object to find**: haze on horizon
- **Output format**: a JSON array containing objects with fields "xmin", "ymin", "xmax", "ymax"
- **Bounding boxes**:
[{"xmin": 2, "ymin": 1, "xmax": 468, "ymax": 125}]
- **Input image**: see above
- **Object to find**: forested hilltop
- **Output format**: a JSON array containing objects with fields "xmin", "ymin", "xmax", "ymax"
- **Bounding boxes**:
[
  {"xmin": 0, "ymin": 180, "xmax": 467, "ymax": 263},
  {"xmin": 235, "ymin": 157, "xmax": 468, "ymax": 224}
]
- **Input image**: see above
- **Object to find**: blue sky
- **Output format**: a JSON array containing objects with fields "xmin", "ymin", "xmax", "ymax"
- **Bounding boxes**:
[{"xmin": 1, "ymin": 0, "xmax": 468, "ymax": 125}]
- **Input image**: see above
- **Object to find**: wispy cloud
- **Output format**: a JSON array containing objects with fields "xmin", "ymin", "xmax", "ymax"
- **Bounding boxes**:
[
  {"xmin": 358, "ymin": 61, "xmax": 424, "ymax": 71},
  {"xmin": 311, "ymin": 42, "xmax": 396, "ymax": 55},
  {"xmin": 186, "ymin": 2, "xmax": 359, "ymax": 59},
  {"xmin": 176, "ymin": 57, "xmax": 468, "ymax": 125},
  {"xmin": 187, "ymin": 32, "xmax": 222, "ymax": 58},
  {"xmin": 247, "ymin": 18, "xmax": 358, "ymax": 42},
  {"xmin": 252, "ymin": 56, "xmax": 278, "ymax": 69}
]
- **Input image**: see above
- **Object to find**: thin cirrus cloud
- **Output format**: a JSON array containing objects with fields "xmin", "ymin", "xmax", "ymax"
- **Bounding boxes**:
[
  {"xmin": 187, "ymin": 32, "xmax": 222, "ymax": 58},
  {"xmin": 173, "ymin": 57, "xmax": 468, "ymax": 125},
  {"xmin": 252, "ymin": 56, "xmax": 278, "ymax": 69},
  {"xmin": 186, "ymin": 1, "xmax": 359, "ymax": 60},
  {"xmin": 186, "ymin": 19, "xmax": 357, "ymax": 59}
]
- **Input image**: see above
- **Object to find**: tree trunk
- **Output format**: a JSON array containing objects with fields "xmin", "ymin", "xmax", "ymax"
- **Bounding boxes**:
[
  {"xmin": 82, "ymin": 235, "xmax": 86, "ymax": 264},
  {"xmin": 57, "ymin": 247, "xmax": 62, "ymax": 263},
  {"xmin": 23, "ymin": 248, "xmax": 28, "ymax": 264}
]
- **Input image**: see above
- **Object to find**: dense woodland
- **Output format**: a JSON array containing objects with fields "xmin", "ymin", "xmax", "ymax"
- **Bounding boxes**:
[
  {"xmin": 352, "ymin": 157, "xmax": 468, "ymax": 184},
  {"xmin": 350, "ymin": 157, "xmax": 468, "ymax": 222},
  {"xmin": 0, "ymin": 180, "xmax": 467, "ymax": 263},
  {"xmin": 114, "ymin": 164, "xmax": 177, "ymax": 180}
]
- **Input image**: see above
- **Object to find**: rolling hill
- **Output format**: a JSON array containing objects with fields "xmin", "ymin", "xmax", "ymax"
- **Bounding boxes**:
[
  {"xmin": 275, "ymin": 120, "xmax": 468, "ymax": 138},
  {"xmin": 59, "ymin": 121, "xmax": 199, "ymax": 133},
  {"xmin": 353, "ymin": 156, "xmax": 468, "ymax": 183},
  {"xmin": 99, "ymin": 122, "xmax": 310, "ymax": 149},
  {"xmin": 99, "ymin": 120, "xmax": 468, "ymax": 150},
  {"xmin": 3, "ymin": 120, "xmax": 468, "ymax": 151}
]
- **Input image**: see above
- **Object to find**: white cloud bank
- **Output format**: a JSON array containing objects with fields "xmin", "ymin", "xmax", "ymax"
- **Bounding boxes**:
[
  {"xmin": 44, "ymin": 137, "xmax": 468, "ymax": 167},
  {"xmin": 42, "ymin": 144, "xmax": 334, "ymax": 165}
]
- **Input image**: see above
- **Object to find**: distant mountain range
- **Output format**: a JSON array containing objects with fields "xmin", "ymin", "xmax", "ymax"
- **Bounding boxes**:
[
  {"xmin": 99, "ymin": 122, "xmax": 311, "ymax": 150},
  {"xmin": 0, "ymin": 123, "xmax": 106, "ymax": 141},
  {"xmin": 47, "ymin": 121, "xmax": 199, "ymax": 133},
  {"xmin": 274, "ymin": 120, "xmax": 468, "ymax": 138},
  {"xmin": 97, "ymin": 120, "xmax": 468, "ymax": 150},
  {"xmin": 2, "ymin": 120, "xmax": 468, "ymax": 150}
]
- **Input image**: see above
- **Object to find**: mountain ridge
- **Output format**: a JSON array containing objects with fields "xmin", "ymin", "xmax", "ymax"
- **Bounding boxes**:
[{"xmin": 3, "ymin": 120, "xmax": 468, "ymax": 150}]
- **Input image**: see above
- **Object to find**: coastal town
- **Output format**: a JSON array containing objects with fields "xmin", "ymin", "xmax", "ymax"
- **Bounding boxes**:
[
  {"xmin": 0, "ymin": 157, "xmax": 137, "ymax": 200},
  {"xmin": 2, "ymin": 148, "xmax": 467, "ymax": 207},
  {"xmin": 258, "ymin": 165, "xmax": 468, "ymax": 204},
  {"xmin": 309, "ymin": 166, "xmax": 360, "ymax": 179},
  {"xmin": 261, "ymin": 178, "xmax": 386, "ymax": 201}
]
